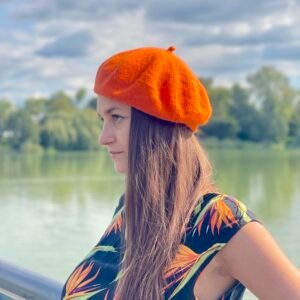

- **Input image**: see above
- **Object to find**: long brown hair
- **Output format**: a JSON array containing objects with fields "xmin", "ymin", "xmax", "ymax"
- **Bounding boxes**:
[{"xmin": 115, "ymin": 108, "xmax": 218, "ymax": 299}]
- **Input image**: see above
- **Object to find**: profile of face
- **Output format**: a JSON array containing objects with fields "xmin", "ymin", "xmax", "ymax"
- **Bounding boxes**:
[{"xmin": 96, "ymin": 95, "xmax": 131, "ymax": 174}]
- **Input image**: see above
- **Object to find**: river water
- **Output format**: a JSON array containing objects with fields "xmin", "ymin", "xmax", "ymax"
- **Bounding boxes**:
[{"xmin": 0, "ymin": 148, "xmax": 299, "ymax": 299}]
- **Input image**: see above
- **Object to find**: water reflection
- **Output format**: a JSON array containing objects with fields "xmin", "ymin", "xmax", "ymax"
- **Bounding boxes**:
[
  {"xmin": 0, "ymin": 152, "xmax": 125, "ymax": 204},
  {"xmin": 208, "ymin": 148, "xmax": 300, "ymax": 221},
  {"xmin": 0, "ymin": 148, "xmax": 299, "ymax": 283}
]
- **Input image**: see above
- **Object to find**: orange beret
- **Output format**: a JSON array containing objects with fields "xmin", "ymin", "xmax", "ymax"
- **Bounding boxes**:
[{"xmin": 93, "ymin": 46, "xmax": 212, "ymax": 133}]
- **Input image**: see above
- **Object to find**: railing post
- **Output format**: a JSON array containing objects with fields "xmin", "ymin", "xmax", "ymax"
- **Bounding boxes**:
[{"xmin": 0, "ymin": 259, "xmax": 63, "ymax": 300}]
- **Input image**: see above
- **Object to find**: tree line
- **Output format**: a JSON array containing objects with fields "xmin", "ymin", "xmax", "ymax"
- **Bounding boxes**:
[
  {"xmin": 0, "ymin": 65, "xmax": 300, "ymax": 153},
  {"xmin": 0, "ymin": 88, "xmax": 100, "ymax": 152},
  {"xmin": 201, "ymin": 66, "xmax": 300, "ymax": 147}
]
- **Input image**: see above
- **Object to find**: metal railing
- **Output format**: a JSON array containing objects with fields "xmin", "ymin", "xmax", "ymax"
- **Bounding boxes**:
[{"xmin": 0, "ymin": 259, "xmax": 63, "ymax": 300}]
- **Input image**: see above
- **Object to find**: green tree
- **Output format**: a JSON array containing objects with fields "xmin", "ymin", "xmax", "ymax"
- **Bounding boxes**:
[
  {"xmin": 40, "ymin": 112, "xmax": 77, "ymax": 150},
  {"xmin": 47, "ymin": 91, "xmax": 76, "ymax": 113},
  {"xmin": 201, "ymin": 85, "xmax": 238, "ymax": 139},
  {"xmin": 24, "ymin": 97, "xmax": 47, "ymax": 122},
  {"xmin": 289, "ymin": 101, "xmax": 300, "ymax": 135},
  {"xmin": 0, "ymin": 100, "xmax": 14, "ymax": 139},
  {"xmin": 288, "ymin": 100, "xmax": 300, "ymax": 145},
  {"xmin": 247, "ymin": 66, "xmax": 296, "ymax": 144},
  {"xmin": 40, "ymin": 109, "xmax": 100, "ymax": 151},
  {"xmin": 86, "ymin": 97, "xmax": 97, "ymax": 110},
  {"xmin": 6, "ymin": 110, "xmax": 40, "ymax": 150},
  {"xmin": 24, "ymin": 97, "xmax": 47, "ymax": 114},
  {"xmin": 74, "ymin": 87, "xmax": 87, "ymax": 106},
  {"xmin": 229, "ymin": 84, "xmax": 262, "ymax": 142},
  {"xmin": 209, "ymin": 86, "xmax": 232, "ymax": 119},
  {"xmin": 72, "ymin": 109, "xmax": 100, "ymax": 150},
  {"xmin": 202, "ymin": 118, "xmax": 238, "ymax": 139}
]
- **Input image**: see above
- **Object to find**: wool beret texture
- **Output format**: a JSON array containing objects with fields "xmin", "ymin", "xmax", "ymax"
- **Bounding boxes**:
[{"xmin": 93, "ymin": 46, "xmax": 212, "ymax": 132}]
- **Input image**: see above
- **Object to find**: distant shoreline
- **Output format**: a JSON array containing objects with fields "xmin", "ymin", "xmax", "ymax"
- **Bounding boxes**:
[{"xmin": 1, "ymin": 137, "xmax": 300, "ymax": 155}]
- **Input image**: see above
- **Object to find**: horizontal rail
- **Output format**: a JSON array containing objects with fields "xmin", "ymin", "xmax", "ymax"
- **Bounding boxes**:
[{"xmin": 0, "ymin": 259, "xmax": 63, "ymax": 300}]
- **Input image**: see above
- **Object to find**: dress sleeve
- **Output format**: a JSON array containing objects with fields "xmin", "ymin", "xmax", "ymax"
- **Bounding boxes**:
[
  {"xmin": 190, "ymin": 193, "xmax": 262, "ymax": 254},
  {"xmin": 162, "ymin": 194, "xmax": 261, "ymax": 299}
]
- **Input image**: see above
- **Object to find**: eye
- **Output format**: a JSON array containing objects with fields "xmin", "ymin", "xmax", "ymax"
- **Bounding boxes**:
[{"xmin": 112, "ymin": 114, "xmax": 123, "ymax": 122}]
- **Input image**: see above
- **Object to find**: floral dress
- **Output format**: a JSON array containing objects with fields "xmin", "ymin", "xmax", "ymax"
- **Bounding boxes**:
[{"xmin": 61, "ymin": 192, "xmax": 260, "ymax": 299}]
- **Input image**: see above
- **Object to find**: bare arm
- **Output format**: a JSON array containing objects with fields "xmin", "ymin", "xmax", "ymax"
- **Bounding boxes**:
[{"xmin": 216, "ymin": 221, "xmax": 300, "ymax": 300}]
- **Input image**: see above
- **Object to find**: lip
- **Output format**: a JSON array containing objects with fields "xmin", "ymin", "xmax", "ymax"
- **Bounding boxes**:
[
  {"xmin": 109, "ymin": 151, "xmax": 123, "ymax": 154},
  {"xmin": 109, "ymin": 151, "xmax": 123, "ymax": 157}
]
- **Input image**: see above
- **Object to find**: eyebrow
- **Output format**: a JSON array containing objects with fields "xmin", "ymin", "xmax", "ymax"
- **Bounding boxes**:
[{"xmin": 97, "ymin": 107, "xmax": 122, "ymax": 117}]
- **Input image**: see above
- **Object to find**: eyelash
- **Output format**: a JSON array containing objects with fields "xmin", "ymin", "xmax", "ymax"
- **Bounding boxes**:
[
  {"xmin": 98, "ymin": 114, "xmax": 123, "ymax": 123},
  {"xmin": 112, "ymin": 114, "xmax": 123, "ymax": 122}
]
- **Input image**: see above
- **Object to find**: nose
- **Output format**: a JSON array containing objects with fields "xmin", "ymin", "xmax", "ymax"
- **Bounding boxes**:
[{"xmin": 98, "ymin": 124, "xmax": 115, "ymax": 146}]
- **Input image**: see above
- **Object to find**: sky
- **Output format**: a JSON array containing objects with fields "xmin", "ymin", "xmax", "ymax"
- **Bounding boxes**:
[{"xmin": 1, "ymin": 0, "xmax": 300, "ymax": 106}]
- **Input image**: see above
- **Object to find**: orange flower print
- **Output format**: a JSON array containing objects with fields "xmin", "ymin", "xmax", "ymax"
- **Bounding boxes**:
[
  {"xmin": 193, "ymin": 195, "xmax": 243, "ymax": 236},
  {"xmin": 63, "ymin": 261, "xmax": 104, "ymax": 299},
  {"xmin": 163, "ymin": 243, "xmax": 224, "ymax": 299},
  {"xmin": 104, "ymin": 208, "xmax": 123, "ymax": 236},
  {"xmin": 163, "ymin": 244, "xmax": 199, "ymax": 290}
]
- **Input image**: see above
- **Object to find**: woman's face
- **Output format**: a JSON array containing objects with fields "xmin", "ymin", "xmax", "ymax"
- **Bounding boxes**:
[{"xmin": 96, "ymin": 95, "xmax": 131, "ymax": 174}]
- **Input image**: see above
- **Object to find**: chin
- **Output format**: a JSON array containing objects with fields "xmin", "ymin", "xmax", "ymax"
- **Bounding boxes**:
[{"xmin": 114, "ymin": 164, "xmax": 126, "ymax": 174}]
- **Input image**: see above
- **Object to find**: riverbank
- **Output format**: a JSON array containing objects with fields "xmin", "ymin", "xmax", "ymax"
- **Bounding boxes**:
[{"xmin": 1, "ymin": 137, "xmax": 300, "ymax": 155}]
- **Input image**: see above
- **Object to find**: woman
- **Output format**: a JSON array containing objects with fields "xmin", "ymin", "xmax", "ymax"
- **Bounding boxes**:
[{"xmin": 61, "ymin": 46, "xmax": 300, "ymax": 300}]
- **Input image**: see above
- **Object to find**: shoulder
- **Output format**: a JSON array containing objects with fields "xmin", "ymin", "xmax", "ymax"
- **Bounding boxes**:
[
  {"xmin": 187, "ymin": 193, "xmax": 261, "ymax": 253},
  {"xmin": 198, "ymin": 194, "xmax": 300, "ymax": 299},
  {"xmin": 215, "ymin": 219, "xmax": 300, "ymax": 299},
  {"xmin": 192, "ymin": 192, "xmax": 260, "ymax": 236}
]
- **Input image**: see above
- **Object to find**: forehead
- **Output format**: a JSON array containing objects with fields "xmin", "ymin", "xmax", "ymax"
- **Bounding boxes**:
[{"xmin": 96, "ymin": 95, "xmax": 130, "ymax": 113}]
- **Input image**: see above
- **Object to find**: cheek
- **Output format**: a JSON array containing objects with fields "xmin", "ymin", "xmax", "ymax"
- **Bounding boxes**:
[{"xmin": 121, "ymin": 123, "xmax": 130, "ymax": 151}]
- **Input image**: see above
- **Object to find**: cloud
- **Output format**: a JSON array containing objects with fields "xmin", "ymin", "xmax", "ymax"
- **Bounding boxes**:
[
  {"xmin": 13, "ymin": 0, "xmax": 141, "ymax": 21},
  {"xmin": 1, "ymin": 0, "xmax": 300, "ymax": 106},
  {"xmin": 35, "ymin": 30, "xmax": 93, "ymax": 58},
  {"xmin": 145, "ymin": 0, "xmax": 293, "ymax": 24},
  {"xmin": 263, "ymin": 43, "xmax": 300, "ymax": 61},
  {"xmin": 181, "ymin": 45, "xmax": 261, "ymax": 78},
  {"xmin": 184, "ymin": 24, "xmax": 298, "ymax": 47}
]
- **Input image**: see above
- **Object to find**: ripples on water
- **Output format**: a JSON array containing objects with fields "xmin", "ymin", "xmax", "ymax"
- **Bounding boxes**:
[{"xmin": 0, "ymin": 149, "xmax": 299, "ymax": 299}]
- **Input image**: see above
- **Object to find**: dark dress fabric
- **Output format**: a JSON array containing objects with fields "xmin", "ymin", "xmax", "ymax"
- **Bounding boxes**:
[{"xmin": 61, "ymin": 193, "xmax": 260, "ymax": 299}]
